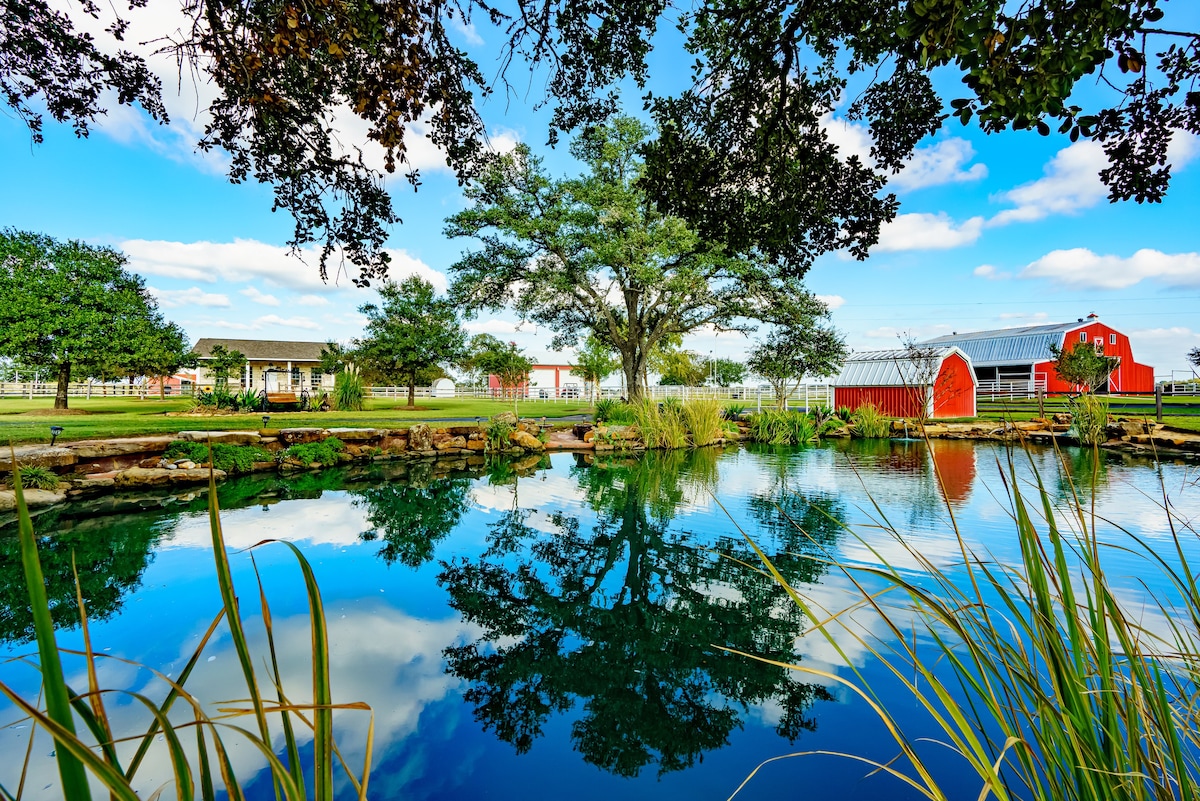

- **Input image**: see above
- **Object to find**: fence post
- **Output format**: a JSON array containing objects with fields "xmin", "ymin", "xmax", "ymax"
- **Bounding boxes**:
[
  {"xmin": 1156, "ymin": 384, "xmax": 1163, "ymax": 424},
  {"xmin": 1036, "ymin": 388, "xmax": 1045, "ymax": 420}
]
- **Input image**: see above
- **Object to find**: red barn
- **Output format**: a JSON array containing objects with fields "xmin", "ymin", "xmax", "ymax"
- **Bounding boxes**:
[
  {"xmin": 922, "ymin": 314, "xmax": 1154, "ymax": 394},
  {"xmin": 833, "ymin": 347, "xmax": 977, "ymax": 419}
]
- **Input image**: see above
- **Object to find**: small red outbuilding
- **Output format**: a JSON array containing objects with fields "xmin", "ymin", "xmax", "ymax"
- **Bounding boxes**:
[{"xmin": 832, "ymin": 347, "xmax": 977, "ymax": 419}]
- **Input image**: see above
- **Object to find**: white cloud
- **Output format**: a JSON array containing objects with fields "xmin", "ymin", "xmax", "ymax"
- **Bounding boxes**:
[
  {"xmin": 997, "ymin": 311, "xmax": 1049, "ymax": 321},
  {"xmin": 256, "ymin": 314, "xmax": 322, "ymax": 330},
  {"xmin": 122, "ymin": 238, "xmax": 447, "ymax": 293},
  {"xmin": 1129, "ymin": 326, "xmax": 1200, "ymax": 374},
  {"xmin": 464, "ymin": 318, "xmax": 531, "ymax": 335},
  {"xmin": 297, "ymin": 294, "xmax": 331, "ymax": 306},
  {"xmin": 990, "ymin": 135, "xmax": 1198, "ymax": 226},
  {"xmin": 822, "ymin": 114, "xmax": 875, "ymax": 165},
  {"xmin": 240, "ymin": 286, "xmax": 281, "ymax": 306},
  {"xmin": 875, "ymin": 212, "xmax": 984, "ymax": 252},
  {"xmin": 147, "ymin": 286, "xmax": 230, "ymax": 308},
  {"xmin": 973, "ymin": 264, "xmax": 1011, "ymax": 280},
  {"xmin": 817, "ymin": 294, "xmax": 846, "ymax": 311},
  {"xmin": 1018, "ymin": 248, "xmax": 1200, "ymax": 290},
  {"xmin": 891, "ymin": 138, "xmax": 987, "ymax": 191}
]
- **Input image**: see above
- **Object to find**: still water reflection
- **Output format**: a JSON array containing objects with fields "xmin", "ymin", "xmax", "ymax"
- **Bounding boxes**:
[{"xmin": 1, "ymin": 441, "xmax": 1196, "ymax": 799}]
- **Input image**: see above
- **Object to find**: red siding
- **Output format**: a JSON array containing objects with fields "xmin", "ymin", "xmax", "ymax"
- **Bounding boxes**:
[
  {"xmin": 834, "ymin": 386, "xmax": 923, "ymax": 418},
  {"xmin": 933, "ymin": 353, "xmax": 976, "ymax": 418},
  {"xmin": 1038, "ymin": 321, "xmax": 1154, "ymax": 393},
  {"xmin": 929, "ymin": 440, "xmax": 977, "ymax": 507}
]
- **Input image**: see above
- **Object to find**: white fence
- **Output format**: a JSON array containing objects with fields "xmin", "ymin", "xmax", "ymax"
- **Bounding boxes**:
[
  {"xmin": 976, "ymin": 379, "xmax": 1047, "ymax": 399},
  {"xmin": 367, "ymin": 383, "xmax": 835, "ymax": 409},
  {"xmin": 0, "ymin": 381, "xmax": 193, "ymax": 399},
  {"xmin": 1163, "ymin": 382, "xmax": 1200, "ymax": 395}
]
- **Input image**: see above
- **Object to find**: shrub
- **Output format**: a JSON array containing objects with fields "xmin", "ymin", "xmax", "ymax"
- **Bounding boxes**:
[
  {"xmin": 836, "ymin": 405, "xmax": 853, "ymax": 422},
  {"xmin": 1071, "ymin": 393, "xmax": 1110, "ymax": 445},
  {"xmin": 484, "ymin": 419, "xmax": 515, "ymax": 451},
  {"xmin": 163, "ymin": 441, "xmax": 276, "ymax": 474},
  {"xmin": 722, "ymin": 403, "xmax": 746, "ymax": 420},
  {"xmin": 596, "ymin": 398, "xmax": 636, "ymax": 425},
  {"xmin": 233, "ymin": 388, "xmax": 262, "ymax": 411},
  {"xmin": 849, "ymin": 403, "xmax": 889, "ymax": 439},
  {"xmin": 682, "ymin": 398, "xmax": 723, "ymax": 447},
  {"xmin": 6, "ymin": 465, "xmax": 59, "ymax": 490},
  {"xmin": 334, "ymin": 368, "xmax": 366, "ymax": 411},
  {"xmin": 281, "ymin": 437, "xmax": 345, "ymax": 466}
]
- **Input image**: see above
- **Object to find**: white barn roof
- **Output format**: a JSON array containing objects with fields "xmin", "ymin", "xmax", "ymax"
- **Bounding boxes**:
[
  {"xmin": 833, "ymin": 347, "xmax": 975, "ymax": 387},
  {"xmin": 921, "ymin": 322, "xmax": 1085, "ymax": 367}
]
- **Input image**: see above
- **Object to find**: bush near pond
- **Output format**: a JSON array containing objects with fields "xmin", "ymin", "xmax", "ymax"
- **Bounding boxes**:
[
  {"xmin": 281, "ymin": 436, "xmax": 345, "ymax": 466},
  {"xmin": 163, "ymin": 441, "xmax": 275, "ymax": 474}
]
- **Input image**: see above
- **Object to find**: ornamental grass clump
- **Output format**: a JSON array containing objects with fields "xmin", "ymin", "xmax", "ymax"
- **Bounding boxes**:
[
  {"xmin": 595, "ymin": 398, "xmax": 636, "ymax": 424},
  {"xmin": 682, "ymin": 398, "xmax": 723, "ymax": 447},
  {"xmin": 333, "ymin": 366, "xmax": 366, "ymax": 411},
  {"xmin": 747, "ymin": 410, "xmax": 815, "ymax": 445},
  {"xmin": 6, "ymin": 464, "xmax": 60, "ymax": 490},
  {"xmin": 1071, "ymin": 393, "xmax": 1110, "ymax": 445},
  {"xmin": 633, "ymin": 399, "xmax": 688, "ymax": 449},
  {"xmin": 1, "ymin": 455, "xmax": 372, "ymax": 801},
  {"xmin": 848, "ymin": 403, "xmax": 889, "ymax": 439},
  {"xmin": 729, "ymin": 443, "xmax": 1200, "ymax": 801}
]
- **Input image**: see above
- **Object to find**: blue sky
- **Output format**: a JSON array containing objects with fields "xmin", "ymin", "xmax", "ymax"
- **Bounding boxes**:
[{"xmin": 2, "ymin": 5, "xmax": 1198, "ymax": 379}]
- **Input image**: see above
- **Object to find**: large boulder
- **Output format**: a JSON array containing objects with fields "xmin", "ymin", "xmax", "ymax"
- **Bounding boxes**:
[
  {"xmin": 509, "ymin": 430, "xmax": 545, "ymax": 451},
  {"xmin": 0, "ymin": 445, "xmax": 77, "ymax": 473},
  {"xmin": 517, "ymin": 419, "xmax": 542, "ymax": 436},
  {"xmin": 178, "ymin": 430, "xmax": 262, "ymax": 446},
  {"xmin": 408, "ymin": 424, "xmax": 433, "ymax": 451},
  {"xmin": 280, "ymin": 428, "xmax": 328, "ymax": 444},
  {"xmin": 113, "ymin": 467, "xmax": 227, "ymax": 488},
  {"xmin": 326, "ymin": 428, "xmax": 384, "ymax": 441},
  {"xmin": 436, "ymin": 436, "xmax": 468, "ymax": 451},
  {"xmin": 491, "ymin": 412, "xmax": 518, "ymax": 427},
  {"xmin": 67, "ymin": 436, "xmax": 175, "ymax": 459}
]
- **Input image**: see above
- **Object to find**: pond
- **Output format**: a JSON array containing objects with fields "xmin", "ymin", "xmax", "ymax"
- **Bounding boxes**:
[{"xmin": 1, "ymin": 441, "xmax": 1197, "ymax": 800}]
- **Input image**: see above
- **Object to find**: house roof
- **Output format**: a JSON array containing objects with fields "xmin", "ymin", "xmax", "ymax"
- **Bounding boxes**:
[
  {"xmin": 833, "ymin": 347, "xmax": 974, "ymax": 387},
  {"xmin": 920, "ymin": 321, "xmax": 1086, "ymax": 367},
  {"xmin": 192, "ymin": 338, "xmax": 327, "ymax": 362}
]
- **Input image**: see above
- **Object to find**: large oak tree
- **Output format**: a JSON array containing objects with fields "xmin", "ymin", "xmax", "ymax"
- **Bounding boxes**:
[
  {"xmin": 0, "ymin": 230, "xmax": 187, "ymax": 409},
  {"xmin": 446, "ymin": 117, "xmax": 829, "ymax": 402}
]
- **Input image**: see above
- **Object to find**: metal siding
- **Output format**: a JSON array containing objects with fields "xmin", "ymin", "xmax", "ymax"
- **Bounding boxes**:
[{"xmin": 933, "ymin": 353, "xmax": 976, "ymax": 418}]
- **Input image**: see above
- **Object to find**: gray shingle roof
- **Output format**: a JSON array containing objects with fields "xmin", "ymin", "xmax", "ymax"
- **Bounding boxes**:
[
  {"xmin": 920, "ymin": 322, "xmax": 1084, "ymax": 367},
  {"xmin": 833, "ymin": 347, "xmax": 972, "ymax": 387},
  {"xmin": 192, "ymin": 338, "xmax": 327, "ymax": 362}
]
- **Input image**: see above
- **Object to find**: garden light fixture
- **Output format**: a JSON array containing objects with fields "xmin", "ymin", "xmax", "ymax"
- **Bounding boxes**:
[
  {"xmin": 49, "ymin": 425, "xmax": 63, "ymax": 445},
  {"xmin": 262, "ymin": 414, "xmax": 270, "ymax": 428}
]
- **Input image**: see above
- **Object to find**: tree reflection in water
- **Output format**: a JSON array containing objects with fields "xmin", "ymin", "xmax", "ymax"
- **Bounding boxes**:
[
  {"xmin": 439, "ymin": 449, "xmax": 838, "ymax": 778},
  {"xmin": 0, "ymin": 508, "xmax": 166, "ymax": 645}
]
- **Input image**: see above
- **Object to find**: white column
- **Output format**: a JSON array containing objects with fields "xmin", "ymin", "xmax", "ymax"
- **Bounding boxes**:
[{"xmin": 286, "ymin": 361, "xmax": 292, "ymax": 390}]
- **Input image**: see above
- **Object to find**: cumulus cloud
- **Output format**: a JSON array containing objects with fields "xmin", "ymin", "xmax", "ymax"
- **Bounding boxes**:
[
  {"xmin": 297, "ymin": 294, "xmax": 331, "ymax": 306},
  {"xmin": 990, "ymin": 135, "xmax": 1198, "ymax": 226},
  {"xmin": 240, "ymin": 286, "xmax": 281, "ymax": 306},
  {"xmin": 199, "ymin": 314, "xmax": 322, "ymax": 332},
  {"xmin": 816, "ymin": 294, "xmax": 846, "ymax": 311},
  {"xmin": 147, "ymin": 286, "xmax": 230, "ymax": 308},
  {"xmin": 122, "ymin": 238, "xmax": 447, "ymax": 292},
  {"xmin": 890, "ymin": 137, "xmax": 987, "ymax": 191},
  {"xmin": 464, "ymin": 318, "xmax": 532, "ymax": 335},
  {"xmin": 1018, "ymin": 248, "xmax": 1200, "ymax": 289},
  {"xmin": 973, "ymin": 264, "xmax": 1012, "ymax": 280},
  {"xmin": 1129, "ymin": 326, "xmax": 1200, "ymax": 373},
  {"xmin": 875, "ymin": 212, "xmax": 984, "ymax": 252}
]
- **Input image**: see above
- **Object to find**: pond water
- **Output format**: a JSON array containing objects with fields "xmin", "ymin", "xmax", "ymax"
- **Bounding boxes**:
[{"xmin": 1, "ymin": 441, "xmax": 1198, "ymax": 800}]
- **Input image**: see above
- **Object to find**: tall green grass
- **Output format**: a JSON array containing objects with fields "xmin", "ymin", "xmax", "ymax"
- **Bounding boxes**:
[
  {"xmin": 747, "ymin": 410, "xmax": 816, "ymax": 445},
  {"xmin": 849, "ymin": 403, "xmax": 889, "ymax": 439},
  {"xmin": 729, "ymin": 441, "xmax": 1200, "ymax": 801},
  {"xmin": 632, "ymin": 399, "xmax": 689, "ymax": 449},
  {"xmin": 682, "ymin": 398, "xmax": 723, "ymax": 447},
  {"xmin": 334, "ymin": 368, "xmax": 366, "ymax": 412},
  {"xmin": 1, "ymin": 454, "xmax": 373, "ymax": 800},
  {"xmin": 1071, "ymin": 393, "xmax": 1110, "ymax": 445}
]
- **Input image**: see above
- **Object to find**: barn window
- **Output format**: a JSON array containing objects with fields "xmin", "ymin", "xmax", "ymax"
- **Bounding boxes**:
[
  {"xmin": 1109, "ymin": 334, "xmax": 1116, "ymax": 345},
  {"xmin": 1094, "ymin": 337, "xmax": 1104, "ymax": 353},
  {"xmin": 1079, "ymin": 332, "xmax": 1087, "ymax": 342}
]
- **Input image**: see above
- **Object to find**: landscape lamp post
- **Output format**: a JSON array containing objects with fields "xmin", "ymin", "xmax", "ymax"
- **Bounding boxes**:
[
  {"xmin": 262, "ymin": 414, "xmax": 270, "ymax": 429},
  {"xmin": 49, "ymin": 425, "xmax": 63, "ymax": 445}
]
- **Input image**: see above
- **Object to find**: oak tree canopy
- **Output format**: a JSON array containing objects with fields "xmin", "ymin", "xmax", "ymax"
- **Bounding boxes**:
[{"xmin": 3, "ymin": 0, "xmax": 1195, "ymax": 279}]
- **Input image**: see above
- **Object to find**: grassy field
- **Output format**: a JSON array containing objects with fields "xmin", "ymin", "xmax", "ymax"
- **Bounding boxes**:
[{"xmin": 0, "ymin": 396, "xmax": 594, "ymax": 444}]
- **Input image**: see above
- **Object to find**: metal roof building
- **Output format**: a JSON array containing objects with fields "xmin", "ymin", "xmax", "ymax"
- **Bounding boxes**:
[
  {"xmin": 919, "ymin": 315, "xmax": 1155, "ymax": 394},
  {"xmin": 832, "ymin": 347, "xmax": 977, "ymax": 419}
]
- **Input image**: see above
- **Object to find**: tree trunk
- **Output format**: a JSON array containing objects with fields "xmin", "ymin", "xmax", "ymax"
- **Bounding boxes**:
[
  {"xmin": 159, "ymin": 377, "xmax": 166, "ymax": 400},
  {"xmin": 623, "ymin": 360, "xmax": 641, "ymax": 403},
  {"xmin": 407, "ymin": 373, "xmax": 416, "ymax": 408},
  {"xmin": 54, "ymin": 362, "xmax": 70, "ymax": 409}
]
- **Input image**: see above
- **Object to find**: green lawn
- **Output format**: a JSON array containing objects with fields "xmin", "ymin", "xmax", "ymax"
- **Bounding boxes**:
[{"xmin": 0, "ymin": 396, "xmax": 594, "ymax": 445}]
